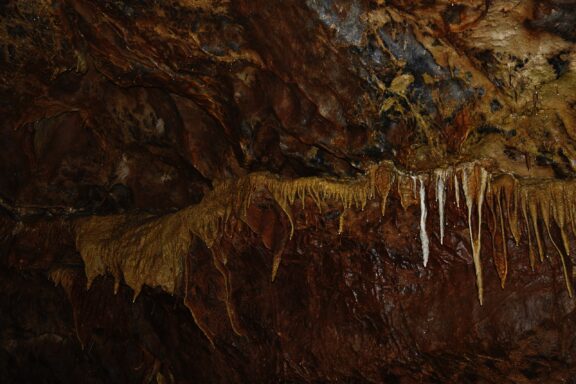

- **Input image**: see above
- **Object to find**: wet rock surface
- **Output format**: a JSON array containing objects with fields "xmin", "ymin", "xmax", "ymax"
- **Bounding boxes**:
[
  {"xmin": 1, "ymin": 0, "xmax": 576, "ymax": 382},
  {"xmin": 4, "ymin": 191, "xmax": 576, "ymax": 383}
]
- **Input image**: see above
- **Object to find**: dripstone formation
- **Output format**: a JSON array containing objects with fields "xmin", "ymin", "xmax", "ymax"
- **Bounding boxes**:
[{"xmin": 1, "ymin": 1, "xmax": 576, "ymax": 382}]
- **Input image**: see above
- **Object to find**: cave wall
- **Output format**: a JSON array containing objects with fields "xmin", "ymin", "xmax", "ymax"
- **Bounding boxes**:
[{"xmin": 1, "ymin": 0, "xmax": 576, "ymax": 383}]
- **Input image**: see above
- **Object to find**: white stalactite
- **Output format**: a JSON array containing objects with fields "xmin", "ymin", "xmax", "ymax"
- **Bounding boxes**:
[{"xmin": 419, "ymin": 176, "xmax": 430, "ymax": 267}]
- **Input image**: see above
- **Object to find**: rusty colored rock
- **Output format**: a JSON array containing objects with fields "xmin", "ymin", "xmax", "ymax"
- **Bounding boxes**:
[{"xmin": 1, "ymin": 0, "xmax": 576, "ymax": 382}]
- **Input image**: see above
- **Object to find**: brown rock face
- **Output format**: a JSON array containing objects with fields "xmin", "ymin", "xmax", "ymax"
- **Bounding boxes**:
[{"xmin": 1, "ymin": 0, "xmax": 576, "ymax": 383}]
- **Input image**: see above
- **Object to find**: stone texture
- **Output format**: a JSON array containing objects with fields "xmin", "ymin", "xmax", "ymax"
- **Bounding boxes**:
[{"xmin": 0, "ymin": 0, "xmax": 576, "ymax": 382}]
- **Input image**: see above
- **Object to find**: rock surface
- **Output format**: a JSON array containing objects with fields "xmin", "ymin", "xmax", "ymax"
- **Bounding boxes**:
[{"xmin": 1, "ymin": 0, "xmax": 576, "ymax": 382}]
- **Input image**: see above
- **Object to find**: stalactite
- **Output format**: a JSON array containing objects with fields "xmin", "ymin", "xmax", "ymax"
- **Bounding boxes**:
[
  {"xmin": 542, "ymin": 199, "xmax": 573, "ymax": 298},
  {"xmin": 454, "ymin": 172, "xmax": 461, "ymax": 209},
  {"xmin": 551, "ymin": 186, "xmax": 571, "ymax": 258},
  {"xmin": 521, "ymin": 181, "xmax": 574, "ymax": 297},
  {"xmin": 75, "ymin": 212, "xmax": 188, "ymax": 297},
  {"xmin": 419, "ymin": 175, "xmax": 430, "ymax": 267},
  {"xmin": 398, "ymin": 173, "xmax": 418, "ymax": 210},
  {"xmin": 74, "ymin": 165, "xmax": 391, "ymax": 342},
  {"xmin": 435, "ymin": 169, "xmax": 449, "ymax": 245},
  {"xmin": 372, "ymin": 162, "xmax": 395, "ymax": 216},
  {"xmin": 485, "ymin": 187, "xmax": 506, "ymax": 288},
  {"xmin": 461, "ymin": 163, "xmax": 489, "ymax": 305},
  {"xmin": 503, "ymin": 175, "xmax": 521, "ymax": 245},
  {"xmin": 526, "ymin": 191, "xmax": 546, "ymax": 263},
  {"xmin": 488, "ymin": 174, "xmax": 516, "ymax": 288},
  {"xmin": 495, "ymin": 191, "xmax": 508, "ymax": 288},
  {"xmin": 74, "ymin": 159, "xmax": 576, "ymax": 329},
  {"xmin": 254, "ymin": 170, "xmax": 375, "ymax": 238},
  {"xmin": 50, "ymin": 267, "xmax": 77, "ymax": 296},
  {"xmin": 521, "ymin": 191, "xmax": 537, "ymax": 270}
]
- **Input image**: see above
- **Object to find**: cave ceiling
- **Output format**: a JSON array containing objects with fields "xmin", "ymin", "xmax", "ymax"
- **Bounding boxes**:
[{"xmin": 1, "ymin": 0, "xmax": 576, "ymax": 383}]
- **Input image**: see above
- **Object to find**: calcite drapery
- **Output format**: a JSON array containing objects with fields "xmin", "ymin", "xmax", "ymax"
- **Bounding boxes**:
[
  {"xmin": 76, "ymin": 159, "xmax": 576, "ymax": 324},
  {"xmin": 1, "ymin": 0, "xmax": 576, "ymax": 381}
]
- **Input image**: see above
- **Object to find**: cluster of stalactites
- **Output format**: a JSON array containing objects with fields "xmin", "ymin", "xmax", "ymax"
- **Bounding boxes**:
[
  {"xmin": 74, "ymin": 160, "xmax": 576, "ymax": 327},
  {"xmin": 393, "ymin": 163, "xmax": 489, "ymax": 303},
  {"xmin": 414, "ymin": 163, "xmax": 576, "ymax": 304},
  {"xmin": 393, "ymin": 162, "xmax": 575, "ymax": 305},
  {"xmin": 258, "ymin": 161, "xmax": 576, "ymax": 304}
]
